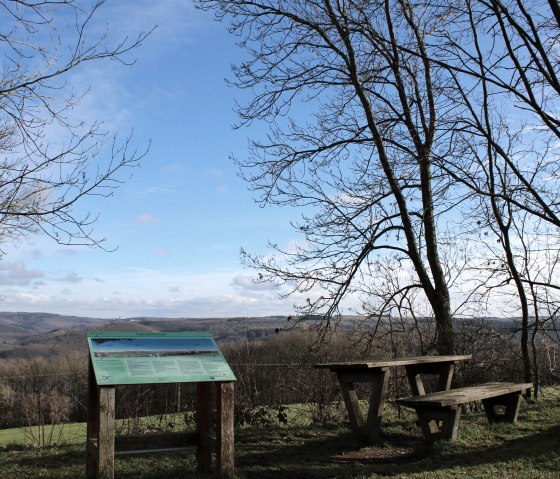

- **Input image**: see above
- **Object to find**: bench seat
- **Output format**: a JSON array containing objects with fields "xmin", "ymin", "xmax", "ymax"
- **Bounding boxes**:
[{"xmin": 397, "ymin": 382, "xmax": 533, "ymax": 441}]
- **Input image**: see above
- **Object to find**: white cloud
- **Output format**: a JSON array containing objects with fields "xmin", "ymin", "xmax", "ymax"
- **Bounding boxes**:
[
  {"xmin": 57, "ymin": 248, "xmax": 79, "ymax": 256},
  {"xmin": 134, "ymin": 184, "xmax": 178, "ymax": 197},
  {"xmin": 0, "ymin": 261, "xmax": 44, "ymax": 286},
  {"xmin": 232, "ymin": 274, "xmax": 280, "ymax": 292},
  {"xmin": 2, "ymin": 292, "xmax": 51, "ymax": 306},
  {"xmin": 103, "ymin": 0, "xmax": 204, "ymax": 52},
  {"xmin": 0, "ymin": 268, "xmax": 295, "ymax": 318},
  {"xmin": 134, "ymin": 214, "xmax": 161, "ymax": 224},
  {"xmin": 206, "ymin": 167, "xmax": 224, "ymax": 177},
  {"xmin": 55, "ymin": 271, "xmax": 84, "ymax": 284},
  {"xmin": 163, "ymin": 163, "xmax": 186, "ymax": 174}
]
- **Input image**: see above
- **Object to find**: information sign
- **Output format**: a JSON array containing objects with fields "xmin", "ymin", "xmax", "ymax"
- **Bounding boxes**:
[{"xmin": 87, "ymin": 331, "xmax": 236, "ymax": 385}]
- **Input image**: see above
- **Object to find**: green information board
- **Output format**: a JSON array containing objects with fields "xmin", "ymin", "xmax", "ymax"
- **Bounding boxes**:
[{"xmin": 87, "ymin": 331, "xmax": 237, "ymax": 385}]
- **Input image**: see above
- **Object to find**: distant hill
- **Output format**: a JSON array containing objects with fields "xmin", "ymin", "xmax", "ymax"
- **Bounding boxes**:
[
  {"xmin": 0, "ymin": 311, "xmax": 521, "ymax": 359},
  {"xmin": 0, "ymin": 312, "xmax": 290, "ymax": 358}
]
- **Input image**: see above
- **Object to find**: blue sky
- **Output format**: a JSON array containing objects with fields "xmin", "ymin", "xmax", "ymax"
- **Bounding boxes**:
[
  {"xmin": 0, "ymin": 1, "xmax": 306, "ymax": 318},
  {"xmin": 0, "ymin": 1, "xmax": 544, "ymax": 322}
]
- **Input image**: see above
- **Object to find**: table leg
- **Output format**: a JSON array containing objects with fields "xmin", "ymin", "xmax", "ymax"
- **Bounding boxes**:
[
  {"xmin": 366, "ymin": 370, "xmax": 389, "ymax": 442},
  {"xmin": 337, "ymin": 374, "xmax": 365, "ymax": 434},
  {"xmin": 437, "ymin": 363, "xmax": 455, "ymax": 391},
  {"xmin": 337, "ymin": 369, "xmax": 390, "ymax": 442},
  {"xmin": 405, "ymin": 362, "xmax": 456, "ymax": 395},
  {"xmin": 405, "ymin": 366, "xmax": 426, "ymax": 396}
]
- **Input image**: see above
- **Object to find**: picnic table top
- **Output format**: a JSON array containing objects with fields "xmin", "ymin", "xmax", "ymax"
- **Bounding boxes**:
[{"xmin": 314, "ymin": 355, "xmax": 472, "ymax": 371}]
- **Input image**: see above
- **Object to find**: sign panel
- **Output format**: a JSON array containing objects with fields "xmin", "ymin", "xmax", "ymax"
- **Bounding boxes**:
[{"xmin": 87, "ymin": 331, "xmax": 236, "ymax": 385}]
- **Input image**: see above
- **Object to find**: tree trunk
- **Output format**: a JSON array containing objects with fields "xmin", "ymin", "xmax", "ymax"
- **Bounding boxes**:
[{"xmin": 432, "ymin": 292, "xmax": 454, "ymax": 355}]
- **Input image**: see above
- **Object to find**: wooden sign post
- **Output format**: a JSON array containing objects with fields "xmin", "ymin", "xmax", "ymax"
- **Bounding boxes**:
[{"xmin": 85, "ymin": 332, "xmax": 236, "ymax": 479}]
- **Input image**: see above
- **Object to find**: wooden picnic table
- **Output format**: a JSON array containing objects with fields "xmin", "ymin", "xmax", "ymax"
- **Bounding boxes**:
[{"xmin": 314, "ymin": 355, "xmax": 472, "ymax": 441}]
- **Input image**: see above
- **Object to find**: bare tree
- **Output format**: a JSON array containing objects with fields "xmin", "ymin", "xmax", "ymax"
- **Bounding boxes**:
[
  {"xmin": 0, "ymin": 0, "xmax": 151, "ymax": 249},
  {"xmin": 201, "ymin": 0, "xmax": 463, "ymax": 354},
  {"xmin": 202, "ymin": 0, "xmax": 560, "ymax": 362},
  {"xmin": 426, "ymin": 0, "xmax": 560, "ymax": 387},
  {"xmin": 407, "ymin": 0, "xmax": 560, "ymax": 230}
]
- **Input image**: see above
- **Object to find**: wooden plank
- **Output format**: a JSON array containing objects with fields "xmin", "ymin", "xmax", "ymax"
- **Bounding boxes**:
[
  {"xmin": 115, "ymin": 432, "xmax": 199, "ymax": 452},
  {"xmin": 398, "ymin": 382, "xmax": 533, "ymax": 408},
  {"xmin": 315, "ymin": 355, "xmax": 472, "ymax": 371},
  {"xmin": 217, "ymin": 381, "xmax": 235, "ymax": 479},
  {"xmin": 115, "ymin": 446, "xmax": 195, "ymax": 456},
  {"xmin": 115, "ymin": 447, "xmax": 195, "ymax": 456},
  {"xmin": 98, "ymin": 386, "xmax": 116, "ymax": 479},
  {"xmin": 196, "ymin": 382, "xmax": 213, "ymax": 475},
  {"xmin": 86, "ymin": 358, "xmax": 99, "ymax": 479}
]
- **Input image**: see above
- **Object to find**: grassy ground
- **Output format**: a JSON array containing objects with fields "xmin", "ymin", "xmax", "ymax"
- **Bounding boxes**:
[
  {"xmin": 0, "ymin": 422, "xmax": 86, "ymax": 446},
  {"xmin": 1, "ymin": 393, "xmax": 559, "ymax": 478}
]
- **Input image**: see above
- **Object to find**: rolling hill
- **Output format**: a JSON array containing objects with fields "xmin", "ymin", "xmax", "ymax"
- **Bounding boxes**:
[{"xmin": 0, "ymin": 312, "xmax": 290, "ymax": 358}]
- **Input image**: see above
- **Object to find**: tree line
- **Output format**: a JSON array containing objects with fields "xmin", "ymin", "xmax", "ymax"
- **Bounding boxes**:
[{"xmin": 1, "ymin": 324, "xmax": 558, "ymax": 445}]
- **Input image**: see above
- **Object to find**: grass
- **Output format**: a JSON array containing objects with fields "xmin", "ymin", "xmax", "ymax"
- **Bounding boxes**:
[
  {"xmin": 0, "ymin": 412, "xmax": 195, "ymax": 447},
  {"xmin": 1, "ymin": 393, "xmax": 560, "ymax": 478},
  {"xmin": 0, "ymin": 422, "xmax": 86, "ymax": 446}
]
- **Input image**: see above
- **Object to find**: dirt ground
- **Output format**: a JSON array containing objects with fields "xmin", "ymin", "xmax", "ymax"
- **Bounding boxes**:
[{"xmin": 331, "ymin": 435, "xmax": 427, "ymax": 465}]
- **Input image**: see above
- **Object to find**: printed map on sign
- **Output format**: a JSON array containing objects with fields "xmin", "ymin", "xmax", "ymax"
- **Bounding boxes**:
[{"xmin": 87, "ymin": 332, "xmax": 236, "ymax": 385}]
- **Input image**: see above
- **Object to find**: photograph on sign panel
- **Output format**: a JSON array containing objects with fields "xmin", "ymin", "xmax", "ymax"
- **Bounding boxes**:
[{"xmin": 90, "ymin": 337, "xmax": 220, "ymax": 359}]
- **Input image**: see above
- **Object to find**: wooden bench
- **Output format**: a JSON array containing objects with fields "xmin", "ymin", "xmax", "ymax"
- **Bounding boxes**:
[{"xmin": 397, "ymin": 382, "xmax": 533, "ymax": 442}]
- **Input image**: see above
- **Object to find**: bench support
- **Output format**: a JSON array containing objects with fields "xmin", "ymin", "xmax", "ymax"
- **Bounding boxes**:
[
  {"xmin": 415, "ymin": 406, "xmax": 462, "ymax": 442},
  {"xmin": 404, "ymin": 386, "xmax": 529, "ymax": 442},
  {"xmin": 482, "ymin": 392, "xmax": 522, "ymax": 423}
]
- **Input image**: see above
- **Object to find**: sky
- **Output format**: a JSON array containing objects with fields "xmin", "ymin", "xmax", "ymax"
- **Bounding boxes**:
[{"xmin": 0, "ymin": 1, "xmax": 308, "ymax": 319}]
